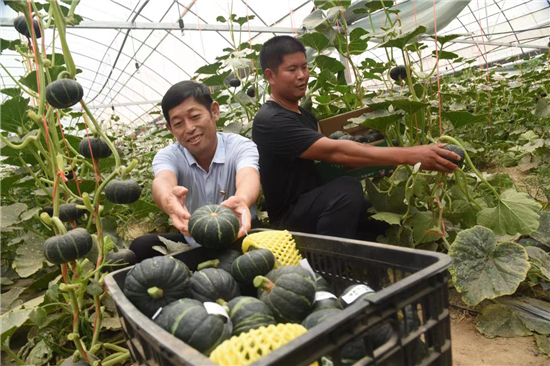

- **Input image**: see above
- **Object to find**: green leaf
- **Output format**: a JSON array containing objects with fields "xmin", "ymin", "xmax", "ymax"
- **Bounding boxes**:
[
  {"xmin": 534, "ymin": 98, "xmax": 550, "ymax": 118},
  {"xmin": 195, "ymin": 62, "xmax": 222, "ymax": 75},
  {"xmin": 1, "ymin": 308, "xmax": 33, "ymax": 342},
  {"xmin": 535, "ymin": 334, "xmax": 550, "ymax": 356},
  {"xmin": 390, "ymin": 99, "xmax": 429, "ymax": 115},
  {"xmin": 501, "ymin": 297, "xmax": 550, "ymax": 335},
  {"xmin": 449, "ymin": 225, "xmax": 530, "ymax": 306},
  {"xmin": 13, "ymin": 232, "xmax": 46, "ymax": 278},
  {"xmin": 477, "ymin": 189, "xmax": 542, "ymax": 236},
  {"xmin": 300, "ymin": 33, "xmax": 329, "ymax": 53},
  {"xmin": 380, "ymin": 26, "xmax": 426, "ymax": 50},
  {"xmin": 348, "ymin": 28, "xmax": 369, "ymax": 54},
  {"xmin": 158, "ymin": 236, "xmax": 191, "ymax": 254},
  {"xmin": 475, "ymin": 304, "xmax": 532, "ymax": 338},
  {"xmin": 29, "ymin": 307, "xmax": 47, "ymax": 326},
  {"xmin": 201, "ymin": 70, "xmax": 231, "ymax": 87},
  {"xmin": 365, "ymin": 179, "xmax": 407, "ymax": 214},
  {"xmin": 303, "ymin": 9, "xmax": 326, "ymax": 30},
  {"xmin": 431, "ymin": 34, "xmax": 462, "ymax": 46},
  {"xmin": 1, "ymin": 203, "xmax": 27, "ymax": 229},
  {"xmin": 315, "ymin": 55, "xmax": 345, "ymax": 73},
  {"xmin": 370, "ymin": 212, "xmax": 402, "ymax": 225},
  {"xmin": 432, "ymin": 50, "xmax": 458, "ymax": 60},
  {"xmin": 101, "ymin": 316, "xmax": 122, "ymax": 330},
  {"xmin": 409, "ymin": 211, "xmax": 442, "ymax": 244},
  {"xmin": 1, "ymin": 287, "xmax": 26, "ymax": 313},
  {"xmin": 350, "ymin": 109, "xmax": 403, "ymax": 131},
  {"xmin": 25, "ymin": 339, "xmax": 53, "ymax": 365},
  {"xmin": 20, "ymin": 207, "xmax": 41, "ymax": 222},
  {"xmin": 0, "ymin": 96, "xmax": 30, "ymax": 134},
  {"xmin": 216, "ymin": 16, "xmax": 226, "ymax": 23},
  {"xmin": 1, "ymin": 88, "xmax": 21, "ymax": 98},
  {"xmin": 531, "ymin": 211, "xmax": 550, "ymax": 247},
  {"xmin": 526, "ymin": 246, "xmax": 550, "ymax": 280},
  {"xmin": 377, "ymin": 225, "xmax": 413, "ymax": 248},
  {"xmin": 441, "ymin": 111, "xmax": 489, "ymax": 129},
  {"xmin": 86, "ymin": 279, "xmax": 104, "ymax": 296}
]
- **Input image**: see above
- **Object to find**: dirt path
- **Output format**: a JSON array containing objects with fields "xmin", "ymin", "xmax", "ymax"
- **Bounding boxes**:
[{"xmin": 450, "ymin": 309, "xmax": 547, "ymax": 366}]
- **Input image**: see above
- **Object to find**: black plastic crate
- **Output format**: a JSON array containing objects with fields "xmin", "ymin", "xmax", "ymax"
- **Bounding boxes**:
[{"xmin": 104, "ymin": 230, "xmax": 452, "ymax": 366}]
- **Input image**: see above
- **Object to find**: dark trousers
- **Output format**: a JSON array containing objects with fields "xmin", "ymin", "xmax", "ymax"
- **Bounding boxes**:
[{"xmin": 280, "ymin": 176, "xmax": 387, "ymax": 242}]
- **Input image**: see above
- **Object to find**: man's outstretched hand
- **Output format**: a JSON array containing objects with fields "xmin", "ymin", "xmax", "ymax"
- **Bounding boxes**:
[
  {"xmin": 166, "ymin": 186, "xmax": 192, "ymax": 236},
  {"xmin": 221, "ymin": 195, "xmax": 251, "ymax": 240},
  {"xmin": 406, "ymin": 143, "xmax": 461, "ymax": 173}
]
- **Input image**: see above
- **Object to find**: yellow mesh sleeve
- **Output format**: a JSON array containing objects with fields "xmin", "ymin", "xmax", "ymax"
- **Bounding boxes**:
[
  {"xmin": 242, "ymin": 230, "xmax": 302, "ymax": 266},
  {"xmin": 209, "ymin": 323, "xmax": 311, "ymax": 365}
]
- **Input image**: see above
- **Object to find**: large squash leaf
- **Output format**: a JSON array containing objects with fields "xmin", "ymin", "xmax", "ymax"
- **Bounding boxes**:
[
  {"xmin": 476, "ymin": 189, "xmax": 541, "ymax": 236},
  {"xmin": 475, "ymin": 303, "xmax": 532, "ymax": 338},
  {"xmin": 1, "ymin": 203, "xmax": 27, "ymax": 229},
  {"xmin": 13, "ymin": 232, "xmax": 46, "ymax": 278},
  {"xmin": 449, "ymin": 225, "xmax": 530, "ymax": 306},
  {"xmin": 531, "ymin": 211, "xmax": 550, "ymax": 247}
]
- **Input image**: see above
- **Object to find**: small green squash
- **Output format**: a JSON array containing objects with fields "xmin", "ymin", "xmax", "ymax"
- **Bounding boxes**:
[
  {"xmin": 390, "ymin": 65, "xmax": 408, "ymax": 82},
  {"xmin": 189, "ymin": 204, "xmax": 240, "ymax": 248},
  {"xmin": 123, "ymin": 256, "xmax": 192, "ymax": 317},
  {"xmin": 311, "ymin": 292, "xmax": 343, "ymax": 313},
  {"xmin": 104, "ymin": 179, "xmax": 142, "ymax": 204},
  {"xmin": 215, "ymin": 249, "xmax": 242, "ymax": 272},
  {"xmin": 254, "ymin": 266, "xmax": 316, "ymax": 323},
  {"xmin": 42, "ymin": 203, "xmax": 86, "ymax": 222},
  {"xmin": 315, "ymin": 274, "xmax": 334, "ymax": 293},
  {"xmin": 227, "ymin": 296, "xmax": 276, "ymax": 336},
  {"xmin": 13, "ymin": 16, "xmax": 41, "ymax": 39},
  {"xmin": 79, "ymin": 137, "xmax": 112, "ymax": 159},
  {"xmin": 302, "ymin": 308, "xmax": 342, "ymax": 330},
  {"xmin": 45, "ymin": 79, "xmax": 84, "ymax": 109},
  {"xmin": 154, "ymin": 298, "xmax": 231, "ymax": 356},
  {"xmin": 102, "ymin": 249, "xmax": 137, "ymax": 272},
  {"xmin": 189, "ymin": 264, "xmax": 240, "ymax": 304},
  {"xmin": 231, "ymin": 248, "xmax": 275, "ymax": 284},
  {"xmin": 43, "ymin": 228, "xmax": 93, "ymax": 265},
  {"xmin": 442, "ymin": 144, "xmax": 465, "ymax": 168}
]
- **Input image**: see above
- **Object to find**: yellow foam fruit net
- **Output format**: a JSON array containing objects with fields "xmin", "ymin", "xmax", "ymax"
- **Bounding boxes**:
[
  {"xmin": 209, "ymin": 323, "xmax": 308, "ymax": 365},
  {"xmin": 242, "ymin": 230, "xmax": 302, "ymax": 266}
]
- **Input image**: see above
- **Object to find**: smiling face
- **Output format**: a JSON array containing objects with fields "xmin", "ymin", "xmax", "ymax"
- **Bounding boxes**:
[
  {"xmin": 167, "ymin": 97, "xmax": 220, "ymax": 161},
  {"xmin": 266, "ymin": 51, "xmax": 309, "ymax": 103}
]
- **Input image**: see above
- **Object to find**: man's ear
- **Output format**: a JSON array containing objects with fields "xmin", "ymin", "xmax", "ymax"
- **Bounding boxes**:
[
  {"xmin": 264, "ymin": 68, "xmax": 276, "ymax": 85},
  {"xmin": 165, "ymin": 122, "xmax": 172, "ymax": 133},
  {"xmin": 210, "ymin": 101, "xmax": 220, "ymax": 120}
]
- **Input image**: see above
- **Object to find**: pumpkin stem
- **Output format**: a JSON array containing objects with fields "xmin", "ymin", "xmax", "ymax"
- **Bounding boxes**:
[
  {"xmin": 197, "ymin": 259, "xmax": 220, "ymax": 271},
  {"xmin": 253, "ymin": 276, "xmax": 274, "ymax": 292},
  {"xmin": 147, "ymin": 286, "xmax": 164, "ymax": 299},
  {"xmin": 216, "ymin": 299, "xmax": 230, "ymax": 313}
]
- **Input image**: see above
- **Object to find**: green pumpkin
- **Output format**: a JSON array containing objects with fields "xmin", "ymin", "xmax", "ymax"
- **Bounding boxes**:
[
  {"xmin": 302, "ymin": 308, "xmax": 342, "ymax": 330},
  {"xmin": 104, "ymin": 179, "xmax": 142, "ymax": 204},
  {"xmin": 339, "ymin": 284, "xmax": 376, "ymax": 308},
  {"xmin": 216, "ymin": 249, "xmax": 242, "ymax": 272},
  {"xmin": 43, "ymin": 228, "xmax": 93, "ymax": 265},
  {"xmin": 79, "ymin": 137, "xmax": 112, "ymax": 159},
  {"xmin": 13, "ymin": 16, "xmax": 41, "ymax": 39},
  {"xmin": 315, "ymin": 274, "xmax": 334, "ymax": 293},
  {"xmin": 189, "ymin": 266, "xmax": 240, "ymax": 305},
  {"xmin": 254, "ymin": 266, "xmax": 316, "ymax": 323},
  {"xmin": 102, "ymin": 249, "xmax": 137, "ymax": 272},
  {"xmin": 311, "ymin": 293, "xmax": 343, "ymax": 313},
  {"xmin": 231, "ymin": 248, "xmax": 275, "ymax": 284},
  {"xmin": 442, "ymin": 144, "xmax": 465, "ymax": 168},
  {"xmin": 123, "ymin": 256, "xmax": 192, "ymax": 317},
  {"xmin": 227, "ymin": 296, "xmax": 276, "ymax": 336},
  {"xmin": 42, "ymin": 203, "xmax": 86, "ymax": 222},
  {"xmin": 154, "ymin": 298, "xmax": 231, "ymax": 356},
  {"xmin": 45, "ymin": 79, "xmax": 84, "ymax": 109},
  {"xmin": 189, "ymin": 204, "xmax": 239, "ymax": 249}
]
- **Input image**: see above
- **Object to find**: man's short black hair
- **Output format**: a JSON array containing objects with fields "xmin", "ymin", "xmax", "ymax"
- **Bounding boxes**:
[
  {"xmin": 259, "ymin": 35, "xmax": 306, "ymax": 73},
  {"xmin": 161, "ymin": 80, "xmax": 213, "ymax": 126}
]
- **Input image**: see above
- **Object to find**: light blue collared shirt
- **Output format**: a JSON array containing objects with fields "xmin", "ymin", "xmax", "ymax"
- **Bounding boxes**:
[{"xmin": 152, "ymin": 132, "xmax": 259, "ymax": 246}]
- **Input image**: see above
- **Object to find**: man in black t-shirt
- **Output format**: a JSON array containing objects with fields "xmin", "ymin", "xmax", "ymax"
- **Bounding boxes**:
[{"xmin": 252, "ymin": 36, "xmax": 461, "ymax": 240}]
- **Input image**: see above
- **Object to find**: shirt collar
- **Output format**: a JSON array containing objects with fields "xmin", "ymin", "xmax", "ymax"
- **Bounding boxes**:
[{"xmin": 180, "ymin": 133, "xmax": 225, "ymax": 167}]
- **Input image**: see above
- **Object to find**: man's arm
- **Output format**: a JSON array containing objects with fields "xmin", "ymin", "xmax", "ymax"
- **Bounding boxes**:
[
  {"xmin": 221, "ymin": 167, "xmax": 261, "ymax": 238},
  {"xmin": 300, "ymin": 138, "xmax": 460, "ymax": 173},
  {"xmin": 152, "ymin": 170, "xmax": 192, "ymax": 235}
]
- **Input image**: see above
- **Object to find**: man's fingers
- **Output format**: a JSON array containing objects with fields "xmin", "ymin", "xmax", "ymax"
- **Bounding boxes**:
[
  {"xmin": 434, "ymin": 157, "xmax": 457, "ymax": 173},
  {"xmin": 437, "ymin": 147, "xmax": 462, "ymax": 162},
  {"xmin": 172, "ymin": 186, "xmax": 188, "ymax": 197}
]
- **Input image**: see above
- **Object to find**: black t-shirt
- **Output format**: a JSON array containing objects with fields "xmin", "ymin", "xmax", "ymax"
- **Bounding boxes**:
[{"xmin": 252, "ymin": 101, "xmax": 324, "ymax": 224}]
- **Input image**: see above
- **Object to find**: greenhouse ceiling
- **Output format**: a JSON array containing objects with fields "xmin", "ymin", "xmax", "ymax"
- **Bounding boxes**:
[{"xmin": 1, "ymin": 0, "xmax": 549, "ymax": 131}]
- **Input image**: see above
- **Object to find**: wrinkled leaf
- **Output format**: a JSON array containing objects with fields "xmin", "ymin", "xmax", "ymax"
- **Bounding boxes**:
[
  {"xmin": 1, "ymin": 203, "xmax": 27, "ymax": 229},
  {"xmin": 1, "ymin": 287, "xmax": 26, "ymax": 313},
  {"xmin": 26, "ymin": 339, "xmax": 53, "ymax": 365},
  {"xmin": 365, "ymin": 179, "xmax": 407, "ymax": 214},
  {"xmin": 13, "ymin": 232, "xmax": 46, "ymax": 278},
  {"xmin": 527, "ymin": 246, "xmax": 550, "ymax": 280},
  {"xmin": 477, "ymin": 189, "xmax": 542, "ymax": 236},
  {"xmin": 29, "ymin": 307, "xmax": 47, "ymax": 327},
  {"xmin": 101, "ymin": 316, "xmax": 122, "ymax": 330},
  {"xmin": 157, "ymin": 236, "xmax": 191, "ymax": 254},
  {"xmin": 303, "ymin": 9, "xmax": 326, "ymax": 29},
  {"xmin": 535, "ymin": 334, "xmax": 550, "ymax": 356},
  {"xmin": 390, "ymin": 99, "xmax": 429, "ymax": 115},
  {"xmin": 534, "ymin": 98, "xmax": 550, "ymax": 118},
  {"xmin": 449, "ymin": 225, "xmax": 530, "ymax": 306},
  {"xmin": 409, "ymin": 211, "xmax": 442, "ymax": 244},
  {"xmin": 442, "ymin": 111, "xmax": 489, "ymax": 129},
  {"xmin": 86, "ymin": 279, "xmax": 104, "ymax": 296},
  {"xmin": 532, "ymin": 211, "xmax": 550, "ymax": 247},
  {"xmin": 315, "ymin": 55, "xmax": 345, "ymax": 73},
  {"xmin": 476, "ymin": 303, "xmax": 531, "ymax": 338},
  {"xmin": 1, "ymin": 308, "xmax": 33, "ymax": 342},
  {"xmin": 300, "ymin": 33, "xmax": 330, "ymax": 53},
  {"xmin": 20, "ymin": 207, "xmax": 41, "ymax": 222}
]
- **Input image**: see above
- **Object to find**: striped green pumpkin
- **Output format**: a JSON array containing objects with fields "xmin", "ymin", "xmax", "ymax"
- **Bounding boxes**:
[
  {"xmin": 231, "ymin": 248, "xmax": 275, "ymax": 284},
  {"xmin": 79, "ymin": 137, "xmax": 112, "ymax": 159},
  {"xmin": 302, "ymin": 308, "xmax": 342, "ymax": 330},
  {"xmin": 227, "ymin": 296, "xmax": 276, "ymax": 336},
  {"xmin": 104, "ymin": 179, "xmax": 142, "ymax": 204},
  {"xmin": 254, "ymin": 266, "xmax": 316, "ymax": 323},
  {"xmin": 189, "ymin": 204, "xmax": 240, "ymax": 249},
  {"xmin": 45, "ymin": 79, "xmax": 84, "ymax": 109},
  {"xmin": 43, "ymin": 228, "xmax": 92, "ymax": 264},
  {"xmin": 154, "ymin": 298, "xmax": 231, "ymax": 355}
]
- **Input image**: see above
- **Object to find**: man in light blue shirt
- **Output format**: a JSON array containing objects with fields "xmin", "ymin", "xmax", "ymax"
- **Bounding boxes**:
[{"xmin": 129, "ymin": 81, "xmax": 260, "ymax": 261}]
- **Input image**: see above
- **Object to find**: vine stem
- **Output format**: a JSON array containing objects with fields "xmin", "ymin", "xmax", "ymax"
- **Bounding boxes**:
[
  {"xmin": 1, "ymin": 345, "xmax": 25, "ymax": 365},
  {"xmin": 0, "ymin": 64, "xmax": 39, "ymax": 97},
  {"xmin": 439, "ymin": 135, "xmax": 500, "ymax": 199},
  {"xmin": 50, "ymin": 0, "xmax": 76, "ymax": 77}
]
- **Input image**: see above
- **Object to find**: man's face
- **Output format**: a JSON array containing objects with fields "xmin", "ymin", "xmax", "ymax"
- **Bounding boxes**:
[
  {"xmin": 266, "ymin": 51, "xmax": 310, "ymax": 102},
  {"xmin": 167, "ymin": 97, "xmax": 219, "ymax": 159}
]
